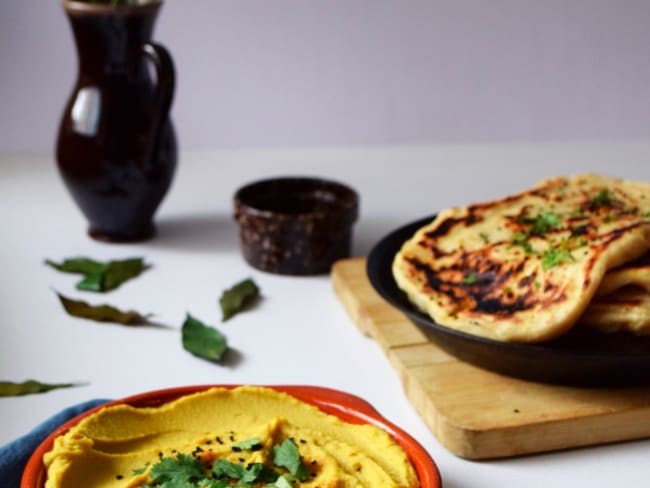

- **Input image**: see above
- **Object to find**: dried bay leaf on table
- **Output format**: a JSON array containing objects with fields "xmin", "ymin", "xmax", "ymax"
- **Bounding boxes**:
[
  {"xmin": 45, "ymin": 256, "xmax": 149, "ymax": 292},
  {"xmin": 56, "ymin": 292, "xmax": 152, "ymax": 325},
  {"xmin": 182, "ymin": 314, "xmax": 228, "ymax": 362},
  {"xmin": 101, "ymin": 258, "xmax": 150, "ymax": 291},
  {"xmin": 0, "ymin": 380, "xmax": 82, "ymax": 397},
  {"xmin": 219, "ymin": 278, "xmax": 260, "ymax": 321},
  {"xmin": 45, "ymin": 257, "xmax": 105, "ymax": 275}
]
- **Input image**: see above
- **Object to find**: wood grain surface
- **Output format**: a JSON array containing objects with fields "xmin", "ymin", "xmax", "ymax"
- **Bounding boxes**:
[{"xmin": 332, "ymin": 257, "xmax": 650, "ymax": 459}]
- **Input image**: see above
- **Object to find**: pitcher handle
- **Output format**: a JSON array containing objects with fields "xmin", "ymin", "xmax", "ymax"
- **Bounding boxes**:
[{"xmin": 140, "ymin": 41, "xmax": 175, "ymax": 172}]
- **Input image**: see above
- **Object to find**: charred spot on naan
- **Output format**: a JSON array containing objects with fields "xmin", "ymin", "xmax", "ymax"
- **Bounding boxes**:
[{"xmin": 404, "ymin": 251, "xmax": 569, "ymax": 319}]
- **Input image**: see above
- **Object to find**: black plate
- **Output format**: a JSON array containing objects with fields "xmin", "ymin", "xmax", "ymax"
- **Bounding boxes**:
[{"xmin": 367, "ymin": 216, "xmax": 650, "ymax": 387}]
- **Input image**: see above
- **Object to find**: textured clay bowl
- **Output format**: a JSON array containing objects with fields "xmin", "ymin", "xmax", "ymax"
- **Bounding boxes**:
[
  {"xmin": 22, "ymin": 384, "xmax": 441, "ymax": 488},
  {"xmin": 234, "ymin": 177, "xmax": 359, "ymax": 275}
]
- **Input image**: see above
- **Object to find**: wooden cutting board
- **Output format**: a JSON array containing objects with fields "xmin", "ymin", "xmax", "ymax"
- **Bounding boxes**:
[{"xmin": 332, "ymin": 257, "xmax": 650, "ymax": 460}]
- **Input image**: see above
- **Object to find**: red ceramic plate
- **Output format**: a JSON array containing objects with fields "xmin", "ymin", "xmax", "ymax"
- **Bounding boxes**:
[{"xmin": 21, "ymin": 384, "xmax": 442, "ymax": 488}]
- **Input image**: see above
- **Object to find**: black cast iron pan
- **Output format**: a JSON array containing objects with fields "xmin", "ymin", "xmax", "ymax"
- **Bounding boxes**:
[{"xmin": 367, "ymin": 216, "xmax": 650, "ymax": 387}]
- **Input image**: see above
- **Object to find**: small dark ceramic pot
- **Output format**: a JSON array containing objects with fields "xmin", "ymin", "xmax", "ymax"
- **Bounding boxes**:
[{"xmin": 234, "ymin": 177, "xmax": 359, "ymax": 275}]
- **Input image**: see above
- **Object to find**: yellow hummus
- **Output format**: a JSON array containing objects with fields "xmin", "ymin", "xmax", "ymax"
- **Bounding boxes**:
[{"xmin": 43, "ymin": 386, "xmax": 419, "ymax": 487}]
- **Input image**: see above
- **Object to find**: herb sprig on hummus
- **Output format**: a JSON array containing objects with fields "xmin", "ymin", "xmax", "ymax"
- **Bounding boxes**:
[{"xmin": 134, "ymin": 438, "xmax": 311, "ymax": 487}]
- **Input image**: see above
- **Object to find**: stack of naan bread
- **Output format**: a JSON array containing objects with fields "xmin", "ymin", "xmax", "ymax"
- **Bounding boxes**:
[{"xmin": 392, "ymin": 174, "xmax": 650, "ymax": 343}]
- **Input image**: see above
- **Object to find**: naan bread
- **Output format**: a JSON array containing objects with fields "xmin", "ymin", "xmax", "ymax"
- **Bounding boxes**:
[
  {"xmin": 581, "ymin": 288, "xmax": 650, "ymax": 335},
  {"xmin": 580, "ymin": 253, "xmax": 650, "ymax": 334},
  {"xmin": 595, "ymin": 253, "xmax": 650, "ymax": 296},
  {"xmin": 392, "ymin": 174, "xmax": 650, "ymax": 343}
]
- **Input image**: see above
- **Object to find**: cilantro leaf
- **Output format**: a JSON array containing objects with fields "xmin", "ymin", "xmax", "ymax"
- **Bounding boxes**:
[
  {"xmin": 219, "ymin": 278, "xmax": 260, "ymax": 321},
  {"xmin": 242, "ymin": 463, "xmax": 279, "ymax": 483},
  {"xmin": 232, "ymin": 437, "xmax": 263, "ymax": 452},
  {"xmin": 150, "ymin": 454, "xmax": 205, "ymax": 484},
  {"xmin": 591, "ymin": 188, "xmax": 614, "ymax": 207},
  {"xmin": 510, "ymin": 232, "xmax": 534, "ymax": 254},
  {"xmin": 182, "ymin": 314, "xmax": 228, "ymax": 362},
  {"xmin": 212, "ymin": 459, "xmax": 245, "ymax": 480},
  {"xmin": 198, "ymin": 481, "xmax": 228, "ymax": 488},
  {"xmin": 511, "ymin": 232, "xmax": 528, "ymax": 244},
  {"xmin": 193, "ymin": 478, "xmax": 230, "ymax": 488},
  {"xmin": 273, "ymin": 439, "xmax": 310, "ymax": 481},
  {"xmin": 541, "ymin": 246, "xmax": 575, "ymax": 270},
  {"xmin": 530, "ymin": 211, "xmax": 561, "ymax": 235},
  {"xmin": 463, "ymin": 272, "xmax": 477, "ymax": 285},
  {"xmin": 272, "ymin": 475, "xmax": 294, "ymax": 488}
]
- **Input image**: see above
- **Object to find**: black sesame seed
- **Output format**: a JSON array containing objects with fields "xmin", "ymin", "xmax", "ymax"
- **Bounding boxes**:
[
  {"xmin": 216, "ymin": 436, "xmax": 223, "ymax": 444},
  {"xmin": 115, "ymin": 474, "xmax": 123, "ymax": 480}
]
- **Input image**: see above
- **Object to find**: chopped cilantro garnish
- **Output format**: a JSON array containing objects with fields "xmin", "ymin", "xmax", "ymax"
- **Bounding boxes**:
[
  {"xmin": 463, "ymin": 272, "xmax": 478, "ymax": 285},
  {"xmin": 273, "ymin": 439, "xmax": 310, "ymax": 482},
  {"xmin": 135, "ymin": 437, "xmax": 310, "ymax": 488},
  {"xmin": 273, "ymin": 476, "xmax": 294, "ymax": 488},
  {"xmin": 517, "ymin": 211, "xmax": 562, "ymax": 236},
  {"xmin": 511, "ymin": 232, "xmax": 528, "ymax": 244},
  {"xmin": 571, "ymin": 207, "xmax": 585, "ymax": 218},
  {"xmin": 591, "ymin": 188, "xmax": 614, "ymax": 207},
  {"xmin": 530, "ymin": 211, "xmax": 561, "ymax": 235},
  {"xmin": 212, "ymin": 459, "xmax": 246, "ymax": 480},
  {"xmin": 132, "ymin": 465, "xmax": 148, "ymax": 475},
  {"xmin": 149, "ymin": 454, "xmax": 205, "ymax": 485},
  {"xmin": 521, "ymin": 242, "xmax": 534, "ymax": 254},
  {"xmin": 479, "ymin": 232, "xmax": 490, "ymax": 244},
  {"xmin": 541, "ymin": 246, "xmax": 575, "ymax": 270},
  {"xmin": 232, "ymin": 437, "xmax": 263, "ymax": 452},
  {"xmin": 511, "ymin": 232, "xmax": 534, "ymax": 254}
]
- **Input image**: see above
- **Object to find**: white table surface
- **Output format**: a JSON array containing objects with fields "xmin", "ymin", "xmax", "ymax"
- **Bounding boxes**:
[{"xmin": 2, "ymin": 141, "xmax": 650, "ymax": 487}]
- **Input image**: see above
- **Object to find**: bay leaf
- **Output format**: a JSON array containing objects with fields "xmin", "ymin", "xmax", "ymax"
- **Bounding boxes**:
[
  {"xmin": 182, "ymin": 314, "xmax": 227, "ymax": 362},
  {"xmin": 56, "ymin": 292, "xmax": 151, "ymax": 325},
  {"xmin": 219, "ymin": 278, "xmax": 260, "ymax": 321},
  {"xmin": 45, "ymin": 257, "xmax": 106, "ymax": 276},
  {"xmin": 0, "ymin": 379, "xmax": 82, "ymax": 397},
  {"xmin": 101, "ymin": 258, "xmax": 149, "ymax": 291},
  {"xmin": 45, "ymin": 256, "xmax": 148, "ymax": 292}
]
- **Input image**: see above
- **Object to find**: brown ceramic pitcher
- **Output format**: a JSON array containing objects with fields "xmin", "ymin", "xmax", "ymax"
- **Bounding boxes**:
[{"xmin": 57, "ymin": 0, "xmax": 176, "ymax": 242}]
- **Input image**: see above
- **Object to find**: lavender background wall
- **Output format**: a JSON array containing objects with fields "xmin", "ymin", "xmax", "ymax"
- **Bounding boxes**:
[{"xmin": 1, "ymin": 0, "xmax": 649, "ymax": 153}]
